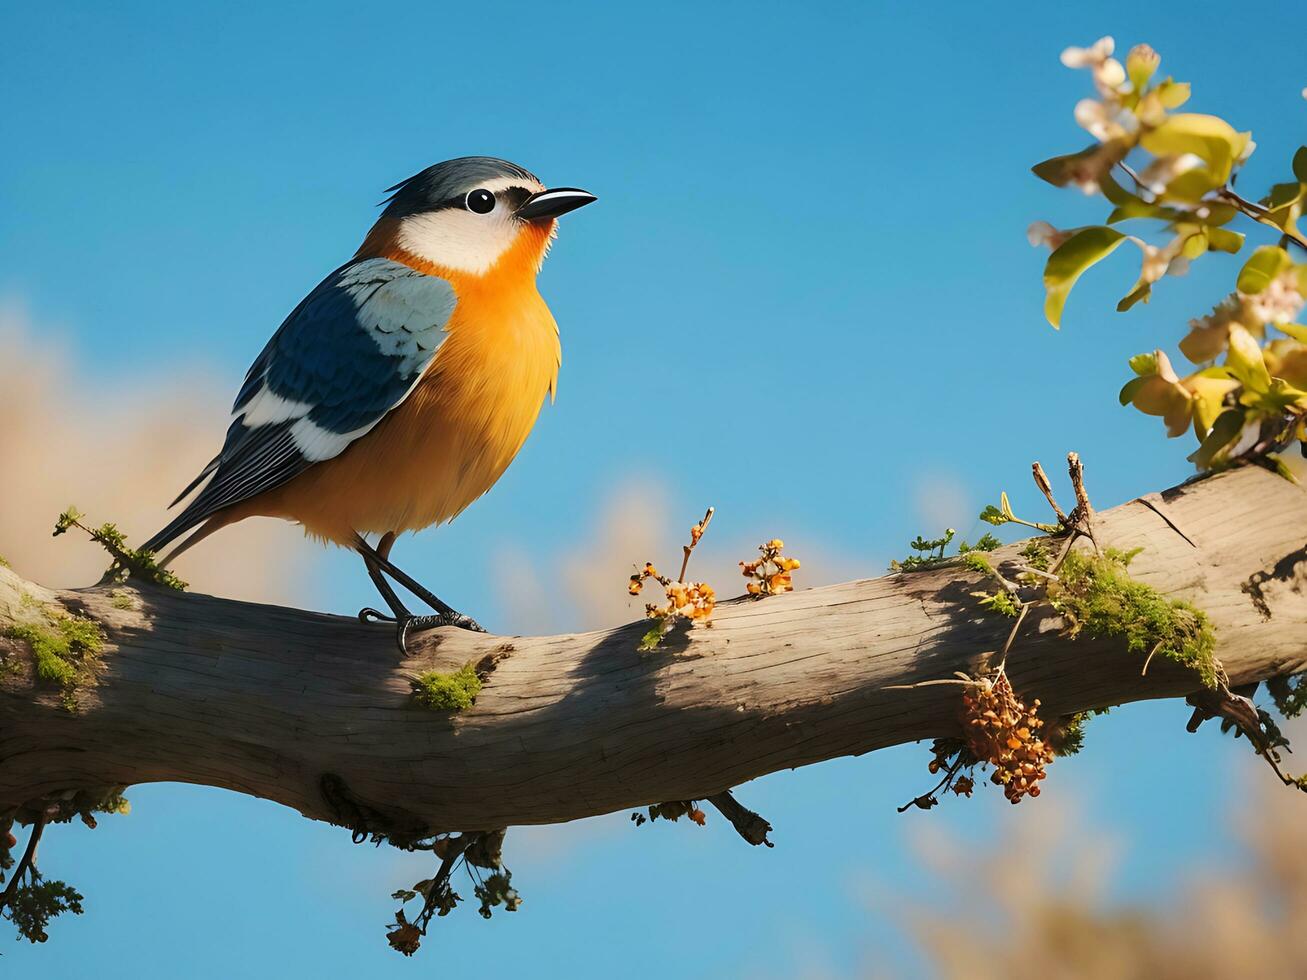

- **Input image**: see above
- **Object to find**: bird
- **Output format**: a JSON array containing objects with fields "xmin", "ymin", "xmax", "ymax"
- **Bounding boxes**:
[{"xmin": 141, "ymin": 156, "xmax": 596, "ymax": 648}]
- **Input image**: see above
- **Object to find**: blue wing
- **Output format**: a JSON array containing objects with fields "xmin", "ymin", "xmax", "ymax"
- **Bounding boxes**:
[{"xmin": 143, "ymin": 257, "xmax": 456, "ymax": 553}]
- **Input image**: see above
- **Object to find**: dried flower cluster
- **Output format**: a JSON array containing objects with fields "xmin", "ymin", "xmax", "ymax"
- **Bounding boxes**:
[
  {"xmin": 386, "ymin": 830, "xmax": 520, "ymax": 956},
  {"xmin": 630, "ymin": 799, "xmax": 707, "ymax": 828},
  {"xmin": 628, "ymin": 508, "xmax": 717, "ymax": 649},
  {"xmin": 629, "ymin": 561, "xmax": 716, "ymax": 621},
  {"xmin": 961, "ymin": 672, "xmax": 1055, "ymax": 804},
  {"xmin": 740, "ymin": 539, "xmax": 801, "ymax": 596}
]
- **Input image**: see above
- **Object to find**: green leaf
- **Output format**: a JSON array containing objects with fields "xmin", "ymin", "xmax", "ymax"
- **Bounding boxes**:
[
  {"xmin": 1264, "ymin": 181, "xmax": 1305, "ymax": 211},
  {"xmin": 1187, "ymin": 408, "xmax": 1246, "ymax": 468},
  {"xmin": 1294, "ymin": 147, "xmax": 1307, "ymax": 183},
  {"xmin": 1106, "ymin": 200, "xmax": 1166, "ymax": 223},
  {"xmin": 1043, "ymin": 226, "xmax": 1128, "ymax": 328},
  {"xmin": 1236, "ymin": 245, "xmax": 1290, "ymax": 294},
  {"xmin": 1225, "ymin": 323, "xmax": 1272, "ymax": 392},
  {"xmin": 1261, "ymin": 181, "xmax": 1305, "ymax": 234},
  {"xmin": 1128, "ymin": 352, "xmax": 1159, "ymax": 376},
  {"xmin": 1098, "ymin": 171, "xmax": 1134, "ymax": 205},
  {"xmin": 1241, "ymin": 377, "xmax": 1307, "ymax": 414},
  {"xmin": 1205, "ymin": 227, "xmax": 1244, "ymax": 254},
  {"xmin": 1197, "ymin": 202, "xmax": 1239, "ymax": 226},
  {"xmin": 1164, "ymin": 168, "xmax": 1224, "ymax": 203},
  {"xmin": 1154, "ymin": 79, "xmax": 1190, "ymax": 109},
  {"xmin": 1030, "ymin": 140, "xmax": 1128, "ymax": 189},
  {"xmin": 1140, "ymin": 114, "xmax": 1247, "ymax": 183},
  {"xmin": 639, "ymin": 621, "xmax": 668, "ymax": 651},
  {"xmin": 1119, "ymin": 375, "xmax": 1149, "ymax": 405},
  {"xmin": 1181, "ymin": 231, "xmax": 1209, "ymax": 260},
  {"xmin": 1032, "ymin": 147, "xmax": 1094, "ymax": 187},
  {"xmin": 1117, "ymin": 281, "xmax": 1152, "ymax": 312}
]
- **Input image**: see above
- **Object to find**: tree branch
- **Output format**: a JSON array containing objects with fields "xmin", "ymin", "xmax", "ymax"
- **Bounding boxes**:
[{"xmin": 2, "ymin": 466, "xmax": 1307, "ymax": 837}]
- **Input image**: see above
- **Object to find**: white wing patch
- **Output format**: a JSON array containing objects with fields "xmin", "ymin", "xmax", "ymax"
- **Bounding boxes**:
[
  {"xmin": 239, "ymin": 388, "xmax": 314, "ymax": 427},
  {"xmin": 288, "ymin": 415, "xmax": 382, "ymax": 462}
]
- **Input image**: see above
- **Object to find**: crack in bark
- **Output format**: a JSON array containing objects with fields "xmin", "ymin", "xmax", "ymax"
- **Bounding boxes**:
[{"xmin": 1135, "ymin": 493, "xmax": 1200, "ymax": 548}]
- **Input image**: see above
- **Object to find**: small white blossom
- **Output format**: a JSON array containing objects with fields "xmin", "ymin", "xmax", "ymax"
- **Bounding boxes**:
[
  {"xmin": 1096, "ymin": 57, "xmax": 1126, "ymax": 92},
  {"xmin": 1138, "ymin": 236, "xmax": 1189, "ymax": 285},
  {"xmin": 1060, "ymin": 37, "xmax": 1114, "ymax": 69},
  {"xmin": 1244, "ymin": 270, "xmax": 1305, "ymax": 326},
  {"xmin": 1075, "ymin": 99, "xmax": 1131, "ymax": 142},
  {"xmin": 1059, "ymin": 37, "xmax": 1127, "ymax": 99},
  {"xmin": 1026, "ymin": 221, "xmax": 1070, "ymax": 249}
]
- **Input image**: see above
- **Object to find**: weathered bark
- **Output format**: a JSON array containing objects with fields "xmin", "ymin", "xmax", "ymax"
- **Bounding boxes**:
[{"xmin": 2, "ymin": 466, "xmax": 1306, "ymax": 836}]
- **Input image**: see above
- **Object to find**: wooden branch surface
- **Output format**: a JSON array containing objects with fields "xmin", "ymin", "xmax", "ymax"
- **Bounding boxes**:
[{"xmin": 3, "ymin": 466, "xmax": 1306, "ymax": 836}]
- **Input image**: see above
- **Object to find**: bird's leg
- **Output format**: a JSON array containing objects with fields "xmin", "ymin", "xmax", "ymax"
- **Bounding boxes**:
[
  {"xmin": 357, "ymin": 532, "xmax": 411, "ymax": 625},
  {"xmin": 354, "ymin": 534, "xmax": 486, "ymax": 646}
]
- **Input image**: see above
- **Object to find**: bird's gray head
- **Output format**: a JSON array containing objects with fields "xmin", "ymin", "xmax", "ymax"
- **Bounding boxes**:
[{"xmin": 377, "ymin": 156, "xmax": 595, "ymax": 276}]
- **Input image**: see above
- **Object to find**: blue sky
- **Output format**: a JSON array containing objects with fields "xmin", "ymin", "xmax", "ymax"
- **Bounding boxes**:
[{"xmin": 3, "ymin": 1, "xmax": 1306, "ymax": 975}]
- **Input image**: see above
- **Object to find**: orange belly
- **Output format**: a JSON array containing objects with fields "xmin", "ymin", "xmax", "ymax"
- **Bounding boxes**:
[{"xmin": 242, "ymin": 279, "xmax": 561, "ymax": 545}]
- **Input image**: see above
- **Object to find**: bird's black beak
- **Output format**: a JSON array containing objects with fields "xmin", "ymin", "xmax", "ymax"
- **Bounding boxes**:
[{"xmin": 517, "ymin": 187, "xmax": 597, "ymax": 221}]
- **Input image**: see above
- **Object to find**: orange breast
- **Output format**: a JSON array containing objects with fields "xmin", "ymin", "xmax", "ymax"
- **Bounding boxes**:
[{"xmin": 244, "ymin": 221, "xmax": 561, "ymax": 545}]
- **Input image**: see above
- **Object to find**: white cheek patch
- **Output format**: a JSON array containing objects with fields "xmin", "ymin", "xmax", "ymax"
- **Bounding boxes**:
[{"xmin": 396, "ymin": 208, "xmax": 522, "ymax": 275}]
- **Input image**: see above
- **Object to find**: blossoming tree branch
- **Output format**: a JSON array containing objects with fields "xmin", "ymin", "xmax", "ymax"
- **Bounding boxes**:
[{"xmin": 3, "ymin": 36, "xmax": 1307, "ymax": 955}]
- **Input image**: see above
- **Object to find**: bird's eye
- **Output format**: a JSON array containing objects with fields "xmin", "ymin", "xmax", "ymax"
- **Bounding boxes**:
[{"xmin": 465, "ymin": 189, "xmax": 496, "ymax": 214}]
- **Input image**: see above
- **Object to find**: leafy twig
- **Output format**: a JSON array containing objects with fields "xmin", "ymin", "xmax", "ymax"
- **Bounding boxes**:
[
  {"xmin": 1217, "ymin": 186, "xmax": 1307, "ymax": 252},
  {"xmin": 53, "ymin": 508, "xmax": 187, "ymax": 590}
]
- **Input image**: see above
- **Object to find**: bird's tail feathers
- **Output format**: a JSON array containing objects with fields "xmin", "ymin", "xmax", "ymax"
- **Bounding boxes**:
[
  {"xmin": 151, "ymin": 518, "xmax": 225, "ymax": 569},
  {"xmin": 139, "ymin": 499, "xmax": 213, "ymax": 561},
  {"xmin": 168, "ymin": 455, "xmax": 220, "ymax": 509}
]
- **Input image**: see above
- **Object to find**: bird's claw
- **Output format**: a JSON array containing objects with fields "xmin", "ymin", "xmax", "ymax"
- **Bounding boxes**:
[
  {"xmin": 358, "ymin": 607, "xmax": 396, "ymax": 624},
  {"xmin": 395, "ymin": 611, "xmax": 487, "ymax": 653}
]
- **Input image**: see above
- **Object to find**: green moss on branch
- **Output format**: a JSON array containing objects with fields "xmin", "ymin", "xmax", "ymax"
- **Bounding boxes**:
[
  {"xmin": 411, "ymin": 663, "xmax": 482, "ymax": 711},
  {"xmin": 1050, "ymin": 547, "xmax": 1219, "ymax": 688},
  {"xmin": 3, "ymin": 600, "xmax": 105, "ymax": 709}
]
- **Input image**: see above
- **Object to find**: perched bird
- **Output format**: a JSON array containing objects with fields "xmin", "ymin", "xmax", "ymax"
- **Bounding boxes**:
[{"xmin": 142, "ymin": 157, "xmax": 596, "ymax": 646}]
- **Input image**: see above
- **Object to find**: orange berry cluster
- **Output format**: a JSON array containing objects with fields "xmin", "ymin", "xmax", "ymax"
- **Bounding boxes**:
[
  {"xmin": 961, "ymin": 673, "xmax": 1055, "ymax": 804},
  {"xmin": 740, "ymin": 539, "xmax": 801, "ymax": 596}
]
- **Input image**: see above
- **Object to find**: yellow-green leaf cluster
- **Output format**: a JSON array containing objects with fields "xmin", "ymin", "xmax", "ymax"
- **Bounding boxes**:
[
  {"xmin": 1033, "ymin": 37, "xmax": 1307, "ymax": 467},
  {"xmin": 1033, "ymin": 40, "xmax": 1257, "ymax": 327}
]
